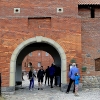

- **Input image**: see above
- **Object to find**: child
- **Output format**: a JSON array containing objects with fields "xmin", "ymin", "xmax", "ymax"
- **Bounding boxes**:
[{"xmin": 74, "ymin": 73, "xmax": 80, "ymax": 96}]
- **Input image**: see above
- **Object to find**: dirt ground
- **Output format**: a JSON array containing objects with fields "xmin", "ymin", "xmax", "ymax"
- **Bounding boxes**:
[{"xmin": 0, "ymin": 96, "xmax": 5, "ymax": 100}]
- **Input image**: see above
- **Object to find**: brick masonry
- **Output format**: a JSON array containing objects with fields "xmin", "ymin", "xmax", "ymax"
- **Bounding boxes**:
[
  {"xmin": 79, "ymin": 7, "xmax": 100, "ymax": 87},
  {"xmin": 0, "ymin": 0, "xmax": 82, "ymax": 87},
  {"xmin": 0, "ymin": 17, "xmax": 82, "ymax": 87},
  {"xmin": 22, "ymin": 51, "xmax": 54, "ymax": 72},
  {"xmin": 0, "ymin": 0, "xmax": 100, "ymax": 89}
]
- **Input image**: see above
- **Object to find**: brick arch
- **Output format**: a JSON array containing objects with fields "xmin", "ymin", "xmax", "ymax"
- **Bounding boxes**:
[{"xmin": 10, "ymin": 36, "xmax": 67, "ymax": 90}]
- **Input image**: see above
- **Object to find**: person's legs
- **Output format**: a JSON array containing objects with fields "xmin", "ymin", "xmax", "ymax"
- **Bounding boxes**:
[
  {"xmin": 59, "ymin": 76, "xmax": 61, "ymax": 87},
  {"xmin": 38, "ymin": 82, "xmax": 40, "ymax": 90},
  {"xmin": 55, "ymin": 76, "xmax": 57, "ymax": 86},
  {"xmin": 50, "ymin": 76, "xmax": 52, "ymax": 87},
  {"xmin": 40, "ymin": 77, "xmax": 43, "ymax": 90},
  {"xmin": 73, "ymin": 80, "xmax": 75, "ymax": 93},
  {"xmin": 50, "ymin": 76, "xmax": 51, "ymax": 86},
  {"xmin": 45, "ymin": 75, "xmax": 47, "ymax": 85},
  {"xmin": 40, "ymin": 82, "xmax": 43, "ymax": 90},
  {"xmin": 29, "ymin": 79, "xmax": 32, "ymax": 90},
  {"xmin": 38, "ymin": 78, "xmax": 40, "ymax": 90},
  {"xmin": 66, "ymin": 79, "xmax": 74, "ymax": 93},
  {"xmin": 50, "ymin": 76, "xmax": 54, "ymax": 88},
  {"xmin": 47, "ymin": 76, "xmax": 49, "ymax": 85},
  {"xmin": 57, "ymin": 76, "xmax": 60, "ymax": 86},
  {"xmin": 29, "ymin": 80, "xmax": 31, "ymax": 90},
  {"xmin": 75, "ymin": 84, "xmax": 79, "ymax": 96},
  {"xmin": 32, "ymin": 78, "xmax": 34, "ymax": 89}
]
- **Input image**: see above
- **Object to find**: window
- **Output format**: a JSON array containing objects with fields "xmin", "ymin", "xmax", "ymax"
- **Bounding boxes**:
[
  {"xmin": 38, "ymin": 62, "xmax": 41, "ymax": 67},
  {"xmin": 46, "ymin": 52, "xmax": 49, "ymax": 56},
  {"xmin": 28, "ymin": 63, "xmax": 30, "ymax": 67},
  {"xmin": 95, "ymin": 58, "xmax": 100, "ymax": 71},
  {"xmin": 29, "ymin": 52, "xmax": 32, "ymax": 56},
  {"xmin": 90, "ymin": 7, "xmax": 95, "ymax": 18},
  {"xmin": 38, "ymin": 52, "xmax": 41, "ymax": 56}
]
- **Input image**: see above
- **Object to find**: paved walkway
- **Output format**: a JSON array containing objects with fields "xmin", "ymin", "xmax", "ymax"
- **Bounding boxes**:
[{"xmin": 3, "ymin": 75, "xmax": 100, "ymax": 100}]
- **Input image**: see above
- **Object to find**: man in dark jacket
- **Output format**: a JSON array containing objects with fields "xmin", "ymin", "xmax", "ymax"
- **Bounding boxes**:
[
  {"xmin": 37, "ymin": 66, "xmax": 45, "ymax": 90},
  {"xmin": 49, "ymin": 64, "xmax": 55, "ymax": 88},
  {"xmin": 45, "ymin": 66, "xmax": 50, "ymax": 85},
  {"xmin": 55, "ymin": 67, "xmax": 61, "ymax": 87}
]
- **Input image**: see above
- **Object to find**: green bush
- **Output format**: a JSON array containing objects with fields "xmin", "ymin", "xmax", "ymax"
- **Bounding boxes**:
[
  {"xmin": 70, "ymin": 59, "xmax": 76, "ymax": 63},
  {"xmin": 82, "ymin": 66, "xmax": 87, "ymax": 72}
]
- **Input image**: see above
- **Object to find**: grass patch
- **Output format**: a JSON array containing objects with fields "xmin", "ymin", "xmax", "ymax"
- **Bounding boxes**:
[{"xmin": 0, "ymin": 96, "xmax": 5, "ymax": 100}]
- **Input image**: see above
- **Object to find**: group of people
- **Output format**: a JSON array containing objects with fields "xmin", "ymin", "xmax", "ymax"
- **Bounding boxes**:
[
  {"xmin": 28, "ymin": 63, "xmax": 61, "ymax": 91},
  {"xmin": 28, "ymin": 62, "xmax": 80, "ymax": 96}
]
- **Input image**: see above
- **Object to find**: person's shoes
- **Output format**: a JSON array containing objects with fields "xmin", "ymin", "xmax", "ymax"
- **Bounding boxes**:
[
  {"xmin": 29, "ymin": 89, "xmax": 32, "ymax": 91},
  {"xmin": 51, "ymin": 86, "xmax": 53, "ymax": 88},
  {"xmin": 66, "ymin": 92, "xmax": 69, "ymax": 94},
  {"xmin": 38, "ymin": 88, "xmax": 40, "ymax": 90},
  {"xmin": 74, "ymin": 94, "xmax": 79, "ymax": 96},
  {"xmin": 41, "ymin": 88, "xmax": 43, "ymax": 90},
  {"xmin": 31, "ymin": 89, "xmax": 32, "ymax": 91}
]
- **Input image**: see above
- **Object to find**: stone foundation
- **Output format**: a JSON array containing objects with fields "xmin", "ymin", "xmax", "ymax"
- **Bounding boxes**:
[
  {"xmin": 1, "ymin": 86, "xmax": 15, "ymax": 94},
  {"xmin": 82, "ymin": 76, "xmax": 100, "ymax": 88}
]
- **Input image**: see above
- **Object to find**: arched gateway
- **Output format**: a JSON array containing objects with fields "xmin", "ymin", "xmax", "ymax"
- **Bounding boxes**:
[{"xmin": 10, "ymin": 36, "xmax": 67, "ymax": 91}]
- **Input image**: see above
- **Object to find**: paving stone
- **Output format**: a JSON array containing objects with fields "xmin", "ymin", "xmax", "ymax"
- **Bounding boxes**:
[{"xmin": 3, "ymin": 75, "xmax": 100, "ymax": 100}]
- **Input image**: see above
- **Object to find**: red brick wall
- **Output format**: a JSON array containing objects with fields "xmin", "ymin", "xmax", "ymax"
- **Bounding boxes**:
[
  {"xmin": 22, "ymin": 51, "xmax": 54, "ymax": 72},
  {"xmin": 79, "ymin": 8, "xmax": 100, "ymax": 76},
  {"xmin": 78, "ymin": 8, "xmax": 90, "ymax": 18},
  {"xmin": 0, "ymin": 0, "xmax": 78, "ymax": 17},
  {"xmin": 0, "ymin": 17, "xmax": 82, "ymax": 86},
  {"xmin": 0, "ymin": 0, "xmax": 82, "ymax": 87},
  {"xmin": 81, "ymin": 18, "xmax": 100, "ymax": 76},
  {"xmin": 95, "ymin": 8, "xmax": 100, "ymax": 18}
]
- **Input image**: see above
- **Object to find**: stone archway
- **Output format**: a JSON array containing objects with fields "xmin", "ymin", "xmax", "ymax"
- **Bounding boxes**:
[{"xmin": 10, "ymin": 36, "xmax": 67, "ymax": 91}]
